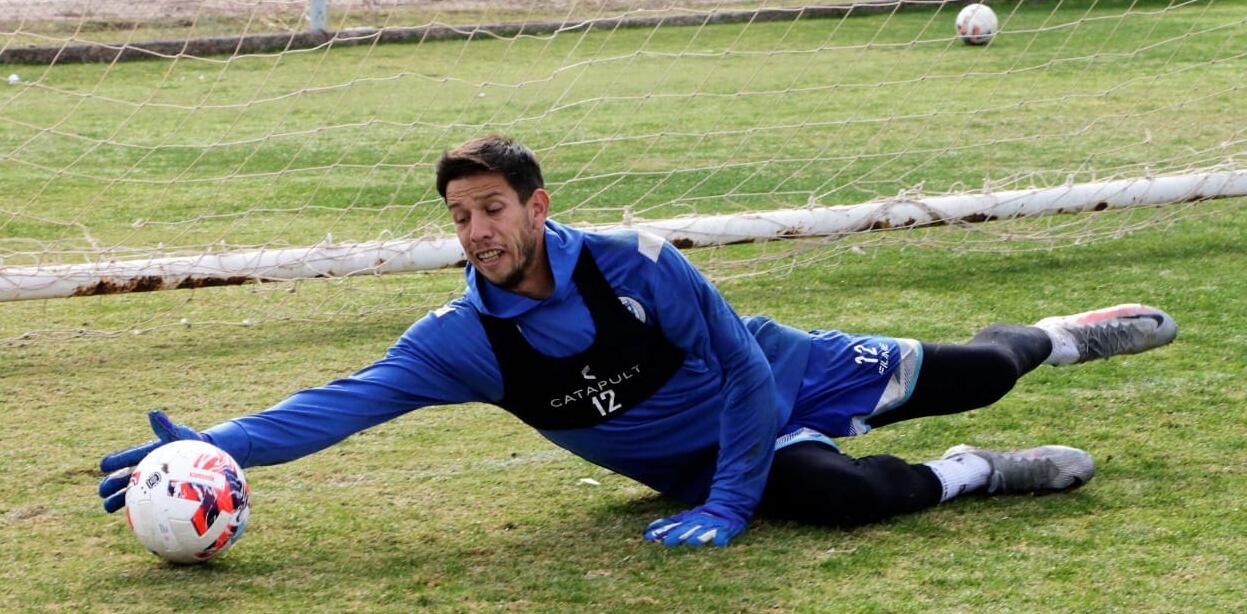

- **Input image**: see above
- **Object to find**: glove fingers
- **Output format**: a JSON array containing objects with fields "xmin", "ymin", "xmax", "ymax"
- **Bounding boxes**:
[
  {"xmin": 148, "ymin": 409, "xmax": 183, "ymax": 442},
  {"xmin": 99, "ymin": 440, "xmax": 160, "ymax": 473},
  {"xmin": 645, "ymin": 508, "xmax": 743, "ymax": 547},
  {"xmin": 643, "ymin": 518, "xmax": 678, "ymax": 541},
  {"xmin": 679, "ymin": 526, "xmax": 714, "ymax": 549},
  {"xmin": 98, "ymin": 410, "xmax": 198, "ymax": 514},
  {"xmin": 694, "ymin": 527, "xmax": 720, "ymax": 547},
  {"xmin": 102, "ymin": 489, "xmax": 128, "ymax": 513},
  {"xmin": 644, "ymin": 509, "xmax": 695, "ymax": 540},
  {"xmin": 98, "ymin": 468, "xmax": 132, "ymax": 498},
  {"xmin": 662, "ymin": 524, "xmax": 703, "ymax": 547}
]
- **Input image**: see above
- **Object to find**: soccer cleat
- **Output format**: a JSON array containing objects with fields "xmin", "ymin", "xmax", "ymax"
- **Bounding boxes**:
[
  {"xmin": 943, "ymin": 444, "xmax": 1094, "ymax": 495},
  {"xmin": 1034, "ymin": 303, "xmax": 1177, "ymax": 366}
]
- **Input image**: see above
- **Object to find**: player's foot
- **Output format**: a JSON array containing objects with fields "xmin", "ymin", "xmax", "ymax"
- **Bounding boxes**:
[
  {"xmin": 942, "ymin": 444, "xmax": 1094, "ymax": 495},
  {"xmin": 1034, "ymin": 303, "xmax": 1177, "ymax": 366}
]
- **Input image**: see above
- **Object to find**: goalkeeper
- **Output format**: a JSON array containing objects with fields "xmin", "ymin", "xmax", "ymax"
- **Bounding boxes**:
[{"xmin": 98, "ymin": 136, "xmax": 1178, "ymax": 548}]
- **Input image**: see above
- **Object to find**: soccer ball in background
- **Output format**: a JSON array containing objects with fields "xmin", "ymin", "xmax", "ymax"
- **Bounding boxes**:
[
  {"xmin": 124, "ymin": 440, "xmax": 250, "ymax": 564},
  {"xmin": 956, "ymin": 3, "xmax": 999, "ymax": 45}
]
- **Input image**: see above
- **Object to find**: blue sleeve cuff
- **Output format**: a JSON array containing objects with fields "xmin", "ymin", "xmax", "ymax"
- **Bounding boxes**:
[{"xmin": 202, "ymin": 421, "xmax": 254, "ymax": 468}]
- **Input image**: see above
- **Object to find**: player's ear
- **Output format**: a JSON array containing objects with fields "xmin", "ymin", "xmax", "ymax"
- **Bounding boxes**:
[{"xmin": 528, "ymin": 188, "xmax": 550, "ymax": 224}]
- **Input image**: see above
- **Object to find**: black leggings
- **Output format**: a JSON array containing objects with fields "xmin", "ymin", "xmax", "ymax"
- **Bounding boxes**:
[{"xmin": 758, "ymin": 324, "xmax": 1051, "ymax": 527}]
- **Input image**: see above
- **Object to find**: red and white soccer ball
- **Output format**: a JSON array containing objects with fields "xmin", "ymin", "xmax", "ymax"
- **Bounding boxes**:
[
  {"xmin": 956, "ymin": 3, "xmax": 998, "ymax": 46},
  {"xmin": 125, "ymin": 440, "xmax": 250, "ymax": 564}
]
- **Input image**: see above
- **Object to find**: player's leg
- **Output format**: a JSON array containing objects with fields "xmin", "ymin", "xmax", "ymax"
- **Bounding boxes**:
[
  {"xmin": 759, "ymin": 435, "xmax": 1095, "ymax": 527},
  {"xmin": 869, "ymin": 304, "xmax": 1177, "ymax": 428},
  {"xmin": 759, "ymin": 438, "xmax": 943, "ymax": 527},
  {"xmin": 867, "ymin": 324, "xmax": 1049, "ymax": 427}
]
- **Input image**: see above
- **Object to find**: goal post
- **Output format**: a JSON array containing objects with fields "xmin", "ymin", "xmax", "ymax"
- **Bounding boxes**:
[{"xmin": 3, "ymin": 169, "xmax": 1245, "ymax": 302}]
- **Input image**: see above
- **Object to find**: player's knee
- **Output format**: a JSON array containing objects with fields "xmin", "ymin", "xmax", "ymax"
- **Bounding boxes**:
[
  {"xmin": 809, "ymin": 467, "xmax": 930, "ymax": 528},
  {"xmin": 921, "ymin": 341, "xmax": 1019, "ymax": 408},
  {"xmin": 764, "ymin": 445, "xmax": 911, "ymax": 527},
  {"xmin": 970, "ymin": 323, "xmax": 1051, "ymax": 374},
  {"xmin": 967, "ymin": 346, "xmax": 1019, "ymax": 407}
]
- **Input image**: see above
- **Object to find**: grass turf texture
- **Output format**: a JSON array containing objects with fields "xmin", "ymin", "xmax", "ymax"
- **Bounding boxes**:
[
  {"xmin": 2, "ymin": 1, "xmax": 1246, "ymax": 611},
  {"xmin": 3, "ymin": 201, "xmax": 1245, "ymax": 612}
]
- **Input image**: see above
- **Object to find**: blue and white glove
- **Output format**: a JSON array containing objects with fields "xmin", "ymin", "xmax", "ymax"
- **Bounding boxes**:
[
  {"xmin": 643, "ymin": 504, "xmax": 747, "ymax": 548},
  {"xmin": 97, "ymin": 410, "xmax": 206, "ymax": 513}
]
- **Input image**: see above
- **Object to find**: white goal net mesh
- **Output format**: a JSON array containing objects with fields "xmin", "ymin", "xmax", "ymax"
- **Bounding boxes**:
[{"xmin": 1, "ymin": 0, "xmax": 1244, "ymax": 343}]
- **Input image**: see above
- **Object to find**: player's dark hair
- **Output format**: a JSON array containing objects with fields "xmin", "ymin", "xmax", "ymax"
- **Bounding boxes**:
[{"xmin": 436, "ymin": 135, "xmax": 545, "ymax": 204}]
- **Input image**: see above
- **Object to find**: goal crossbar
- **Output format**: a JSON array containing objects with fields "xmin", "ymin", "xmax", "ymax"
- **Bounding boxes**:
[{"xmin": 3, "ymin": 169, "xmax": 1244, "ymax": 302}]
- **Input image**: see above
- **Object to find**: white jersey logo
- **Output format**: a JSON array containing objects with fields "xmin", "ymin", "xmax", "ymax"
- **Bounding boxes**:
[
  {"xmin": 581, "ymin": 366, "xmax": 596, "ymax": 380},
  {"xmin": 619, "ymin": 297, "xmax": 646, "ymax": 323}
]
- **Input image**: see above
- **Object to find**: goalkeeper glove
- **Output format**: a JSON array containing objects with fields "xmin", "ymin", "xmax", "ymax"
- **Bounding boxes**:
[
  {"xmin": 97, "ymin": 409, "xmax": 206, "ymax": 513},
  {"xmin": 643, "ymin": 503, "xmax": 746, "ymax": 548}
]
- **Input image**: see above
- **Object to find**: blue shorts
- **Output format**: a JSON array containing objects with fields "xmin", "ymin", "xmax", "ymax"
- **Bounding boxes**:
[{"xmin": 781, "ymin": 330, "xmax": 923, "ymax": 440}]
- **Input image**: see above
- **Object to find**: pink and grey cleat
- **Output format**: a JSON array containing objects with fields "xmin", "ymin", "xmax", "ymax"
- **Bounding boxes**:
[
  {"xmin": 943, "ymin": 444, "xmax": 1094, "ymax": 495},
  {"xmin": 1034, "ymin": 303, "xmax": 1177, "ymax": 366}
]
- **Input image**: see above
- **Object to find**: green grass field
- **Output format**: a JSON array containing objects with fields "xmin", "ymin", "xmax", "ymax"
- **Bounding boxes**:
[{"xmin": 2, "ymin": 1, "xmax": 1246, "ymax": 611}]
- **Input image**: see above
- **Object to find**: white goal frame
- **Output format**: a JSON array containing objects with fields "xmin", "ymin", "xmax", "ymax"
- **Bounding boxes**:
[{"xmin": 4, "ymin": 169, "xmax": 1243, "ymax": 302}]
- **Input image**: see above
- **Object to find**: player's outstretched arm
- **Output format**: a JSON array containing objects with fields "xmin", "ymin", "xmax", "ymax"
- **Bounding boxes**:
[
  {"xmin": 97, "ymin": 410, "xmax": 206, "ymax": 513},
  {"xmin": 97, "ymin": 306, "xmax": 494, "ymax": 515}
]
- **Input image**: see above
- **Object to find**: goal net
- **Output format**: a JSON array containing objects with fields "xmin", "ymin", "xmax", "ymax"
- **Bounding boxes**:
[{"xmin": 1, "ymin": 0, "xmax": 1244, "ymax": 343}]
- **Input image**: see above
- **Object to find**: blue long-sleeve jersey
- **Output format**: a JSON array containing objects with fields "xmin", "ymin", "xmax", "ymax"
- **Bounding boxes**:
[{"xmin": 202, "ymin": 221, "xmax": 813, "ymax": 522}]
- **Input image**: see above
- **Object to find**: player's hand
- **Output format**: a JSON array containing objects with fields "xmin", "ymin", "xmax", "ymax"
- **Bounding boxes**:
[
  {"xmin": 643, "ymin": 504, "xmax": 746, "ymax": 548},
  {"xmin": 97, "ymin": 410, "xmax": 205, "ymax": 513}
]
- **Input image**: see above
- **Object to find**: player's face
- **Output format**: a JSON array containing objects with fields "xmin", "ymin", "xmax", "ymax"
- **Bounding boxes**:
[{"xmin": 446, "ymin": 172, "xmax": 552, "ymax": 298}]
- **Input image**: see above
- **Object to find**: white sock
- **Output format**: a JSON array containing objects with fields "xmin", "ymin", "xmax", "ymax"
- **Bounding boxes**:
[
  {"xmin": 1033, "ymin": 321, "xmax": 1080, "ymax": 366},
  {"xmin": 924, "ymin": 454, "xmax": 992, "ymax": 502}
]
